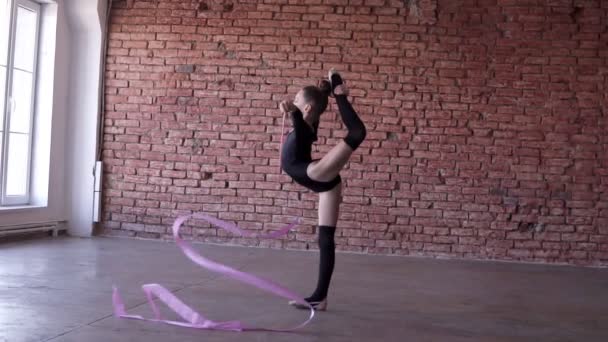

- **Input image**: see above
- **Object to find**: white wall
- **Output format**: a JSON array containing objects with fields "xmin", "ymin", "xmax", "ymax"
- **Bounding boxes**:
[
  {"xmin": 63, "ymin": 0, "xmax": 106, "ymax": 236},
  {"xmin": 0, "ymin": 0, "xmax": 106, "ymax": 237}
]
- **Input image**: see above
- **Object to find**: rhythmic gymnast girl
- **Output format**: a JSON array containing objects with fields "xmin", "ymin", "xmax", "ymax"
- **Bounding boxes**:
[{"xmin": 280, "ymin": 69, "xmax": 367, "ymax": 310}]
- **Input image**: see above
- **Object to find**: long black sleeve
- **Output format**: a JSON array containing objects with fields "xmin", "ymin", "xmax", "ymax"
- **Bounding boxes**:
[
  {"xmin": 290, "ymin": 109, "xmax": 309, "ymax": 138},
  {"xmin": 281, "ymin": 109, "xmax": 316, "ymax": 167}
]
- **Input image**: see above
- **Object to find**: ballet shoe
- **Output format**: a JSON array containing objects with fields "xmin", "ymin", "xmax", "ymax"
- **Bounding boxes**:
[
  {"xmin": 328, "ymin": 68, "xmax": 343, "ymax": 96},
  {"xmin": 288, "ymin": 298, "xmax": 328, "ymax": 311}
]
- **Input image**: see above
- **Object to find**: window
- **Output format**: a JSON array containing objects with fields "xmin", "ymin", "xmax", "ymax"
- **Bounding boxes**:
[{"xmin": 0, "ymin": 0, "xmax": 41, "ymax": 206}]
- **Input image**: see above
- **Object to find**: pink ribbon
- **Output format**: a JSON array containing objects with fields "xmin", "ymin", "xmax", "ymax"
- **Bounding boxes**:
[{"xmin": 112, "ymin": 213, "xmax": 314, "ymax": 332}]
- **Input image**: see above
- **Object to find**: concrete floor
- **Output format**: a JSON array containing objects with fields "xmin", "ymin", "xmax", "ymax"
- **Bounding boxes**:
[{"xmin": 1, "ymin": 237, "xmax": 607, "ymax": 342}]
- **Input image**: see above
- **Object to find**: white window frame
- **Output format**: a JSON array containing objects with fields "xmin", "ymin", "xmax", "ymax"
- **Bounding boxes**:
[{"xmin": 0, "ymin": 0, "xmax": 41, "ymax": 206}]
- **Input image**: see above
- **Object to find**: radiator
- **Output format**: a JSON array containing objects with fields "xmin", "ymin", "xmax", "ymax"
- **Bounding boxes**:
[{"xmin": 0, "ymin": 221, "xmax": 65, "ymax": 237}]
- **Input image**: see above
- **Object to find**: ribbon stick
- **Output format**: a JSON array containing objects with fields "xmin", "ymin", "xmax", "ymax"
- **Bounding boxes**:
[
  {"xmin": 113, "ymin": 214, "xmax": 314, "ymax": 332},
  {"xmin": 278, "ymin": 110, "xmax": 287, "ymax": 173}
]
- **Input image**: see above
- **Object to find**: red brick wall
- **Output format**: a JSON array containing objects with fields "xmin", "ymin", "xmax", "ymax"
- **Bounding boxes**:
[{"xmin": 101, "ymin": 0, "xmax": 608, "ymax": 266}]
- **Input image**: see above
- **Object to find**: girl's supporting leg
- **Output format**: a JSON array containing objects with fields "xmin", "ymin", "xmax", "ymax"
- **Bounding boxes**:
[{"xmin": 307, "ymin": 182, "xmax": 342, "ymax": 302}]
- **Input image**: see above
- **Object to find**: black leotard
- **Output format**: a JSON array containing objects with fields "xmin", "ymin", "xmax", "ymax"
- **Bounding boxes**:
[{"xmin": 281, "ymin": 109, "xmax": 341, "ymax": 193}]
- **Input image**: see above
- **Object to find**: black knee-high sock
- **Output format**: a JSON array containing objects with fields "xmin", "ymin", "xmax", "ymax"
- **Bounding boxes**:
[
  {"xmin": 306, "ymin": 225, "xmax": 336, "ymax": 302},
  {"xmin": 330, "ymin": 72, "xmax": 366, "ymax": 150},
  {"xmin": 336, "ymin": 95, "xmax": 366, "ymax": 150}
]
